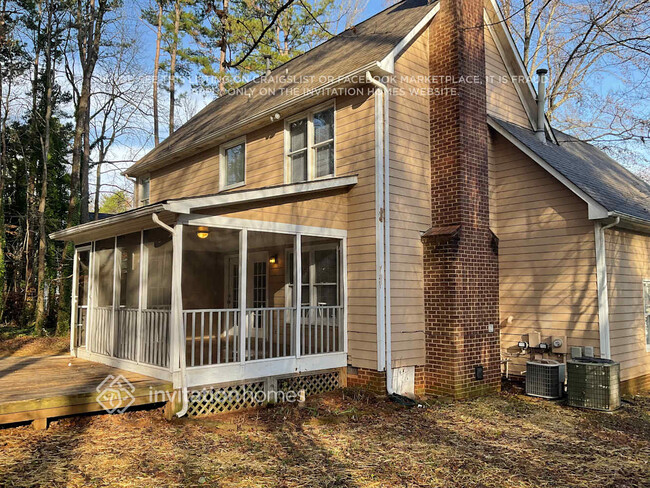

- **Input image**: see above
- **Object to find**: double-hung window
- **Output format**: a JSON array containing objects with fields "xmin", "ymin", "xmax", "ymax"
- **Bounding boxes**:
[
  {"xmin": 220, "ymin": 137, "xmax": 246, "ymax": 191},
  {"xmin": 139, "ymin": 177, "xmax": 150, "ymax": 207},
  {"xmin": 286, "ymin": 103, "xmax": 335, "ymax": 183},
  {"xmin": 643, "ymin": 280, "xmax": 650, "ymax": 352}
]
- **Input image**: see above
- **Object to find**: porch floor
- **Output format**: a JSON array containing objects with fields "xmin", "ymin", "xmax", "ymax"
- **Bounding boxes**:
[{"xmin": 0, "ymin": 355, "xmax": 172, "ymax": 429}]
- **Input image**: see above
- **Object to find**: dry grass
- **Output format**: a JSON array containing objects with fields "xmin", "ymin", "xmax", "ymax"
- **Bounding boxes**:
[
  {"xmin": 1, "ymin": 387, "xmax": 649, "ymax": 487},
  {"xmin": 0, "ymin": 335, "xmax": 70, "ymax": 358}
]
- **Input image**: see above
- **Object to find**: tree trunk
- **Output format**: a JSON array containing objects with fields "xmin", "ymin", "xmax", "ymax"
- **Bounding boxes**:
[
  {"xmin": 81, "ymin": 102, "xmax": 90, "ymax": 223},
  {"xmin": 218, "ymin": 0, "xmax": 228, "ymax": 96},
  {"xmin": 169, "ymin": 0, "xmax": 180, "ymax": 134},
  {"xmin": 153, "ymin": 1, "xmax": 162, "ymax": 145},
  {"xmin": 35, "ymin": 0, "xmax": 54, "ymax": 335}
]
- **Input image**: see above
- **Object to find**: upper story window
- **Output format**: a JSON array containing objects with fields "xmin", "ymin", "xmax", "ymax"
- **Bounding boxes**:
[
  {"xmin": 285, "ymin": 103, "xmax": 335, "ymax": 183},
  {"xmin": 220, "ymin": 136, "xmax": 246, "ymax": 191},
  {"xmin": 139, "ymin": 177, "xmax": 150, "ymax": 207}
]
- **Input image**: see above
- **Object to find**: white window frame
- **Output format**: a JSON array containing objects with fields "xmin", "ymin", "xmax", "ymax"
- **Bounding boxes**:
[
  {"xmin": 219, "ymin": 136, "xmax": 246, "ymax": 191},
  {"xmin": 641, "ymin": 278, "xmax": 650, "ymax": 352},
  {"xmin": 138, "ymin": 176, "xmax": 150, "ymax": 207},
  {"xmin": 284, "ymin": 100, "xmax": 336, "ymax": 184}
]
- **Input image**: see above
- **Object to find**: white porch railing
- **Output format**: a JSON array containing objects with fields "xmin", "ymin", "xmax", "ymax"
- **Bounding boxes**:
[
  {"xmin": 300, "ymin": 306, "xmax": 344, "ymax": 355},
  {"xmin": 141, "ymin": 309, "xmax": 171, "ymax": 368},
  {"xmin": 183, "ymin": 309, "xmax": 241, "ymax": 367},
  {"xmin": 88, "ymin": 307, "xmax": 170, "ymax": 369},
  {"xmin": 245, "ymin": 307, "xmax": 295, "ymax": 361}
]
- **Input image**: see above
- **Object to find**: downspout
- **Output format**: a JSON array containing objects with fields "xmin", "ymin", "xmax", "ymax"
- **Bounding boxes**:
[
  {"xmin": 594, "ymin": 216, "xmax": 620, "ymax": 360},
  {"xmin": 366, "ymin": 71, "xmax": 393, "ymax": 395},
  {"xmin": 152, "ymin": 213, "xmax": 188, "ymax": 417}
]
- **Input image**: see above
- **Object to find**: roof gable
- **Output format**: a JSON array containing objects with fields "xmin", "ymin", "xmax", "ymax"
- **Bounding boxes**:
[{"xmin": 490, "ymin": 116, "xmax": 650, "ymax": 224}]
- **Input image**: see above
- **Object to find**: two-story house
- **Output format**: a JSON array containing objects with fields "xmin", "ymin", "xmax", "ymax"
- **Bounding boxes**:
[{"xmin": 52, "ymin": 0, "xmax": 650, "ymax": 415}]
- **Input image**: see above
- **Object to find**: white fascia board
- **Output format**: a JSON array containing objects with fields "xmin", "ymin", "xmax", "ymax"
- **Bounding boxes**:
[
  {"xmin": 377, "ymin": 3, "xmax": 440, "ymax": 73},
  {"xmin": 49, "ymin": 204, "xmax": 166, "ymax": 241},
  {"xmin": 488, "ymin": 118, "xmax": 609, "ymax": 219},
  {"xmin": 163, "ymin": 175, "xmax": 358, "ymax": 214}
]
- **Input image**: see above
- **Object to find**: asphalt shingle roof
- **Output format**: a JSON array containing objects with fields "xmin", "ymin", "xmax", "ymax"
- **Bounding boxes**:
[
  {"xmin": 128, "ymin": 0, "xmax": 436, "ymax": 174},
  {"xmin": 490, "ymin": 116, "xmax": 650, "ymax": 223}
]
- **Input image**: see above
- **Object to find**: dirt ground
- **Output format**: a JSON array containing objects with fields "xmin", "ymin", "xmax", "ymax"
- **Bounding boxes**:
[{"xmin": 1, "ymin": 385, "xmax": 649, "ymax": 488}]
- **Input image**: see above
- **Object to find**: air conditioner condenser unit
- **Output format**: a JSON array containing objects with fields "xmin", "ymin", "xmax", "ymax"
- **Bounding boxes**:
[{"xmin": 525, "ymin": 360, "xmax": 565, "ymax": 399}]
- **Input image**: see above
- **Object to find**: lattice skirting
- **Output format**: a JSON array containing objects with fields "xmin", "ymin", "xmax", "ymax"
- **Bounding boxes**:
[{"xmin": 187, "ymin": 369, "xmax": 342, "ymax": 417}]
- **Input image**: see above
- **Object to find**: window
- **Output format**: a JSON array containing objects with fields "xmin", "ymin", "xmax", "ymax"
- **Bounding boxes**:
[
  {"xmin": 286, "ymin": 242, "xmax": 340, "ymax": 307},
  {"xmin": 643, "ymin": 280, "xmax": 650, "ymax": 351},
  {"xmin": 285, "ymin": 103, "xmax": 335, "ymax": 183},
  {"xmin": 139, "ymin": 177, "xmax": 150, "ymax": 207},
  {"xmin": 220, "ymin": 137, "xmax": 246, "ymax": 190}
]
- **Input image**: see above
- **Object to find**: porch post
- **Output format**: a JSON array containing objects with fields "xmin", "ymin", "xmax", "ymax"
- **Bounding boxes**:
[
  {"xmin": 239, "ymin": 229, "xmax": 248, "ymax": 364},
  {"xmin": 110, "ymin": 236, "xmax": 118, "ymax": 357},
  {"xmin": 86, "ymin": 242, "xmax": 95, "ymax": 353},
  {"xmin": 342, "ymin": 237, "xmax": 348, "ymax": 354},
  {"xmin": 295, "ymin": 233, "xmax": 302, "ymax": 358},
  {"xmin": 70, "ymin": 247, "xmax": 79, "ymax": 355},
  {"xmin": 136, "ymin": 230, "xmax": 144, "ymax": 364},
  {"xmin": 171, "ymin": 224, "xmax": 184, "ymax": 378}
]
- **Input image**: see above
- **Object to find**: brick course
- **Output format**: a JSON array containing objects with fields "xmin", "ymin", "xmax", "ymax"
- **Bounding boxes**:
[{"xmin": 423, "ymin": 0, "xmax": 500, "ymax": 398}]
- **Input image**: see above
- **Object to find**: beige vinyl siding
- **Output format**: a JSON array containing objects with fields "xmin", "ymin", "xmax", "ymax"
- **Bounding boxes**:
[
  {"xmin": 605, "ymin": 229, "xmax": 650, "ymax": 382},
  {"xmin": 148, "ymin": 91, "xmax": 378, "ymax": 370},
  {"xmin": 485, "ymin": 27, "xmax": 531, "ymax": 128},
  {"xmin": 388, "ymin": 29, "xmax": 429, "ymax": 368},
  {"xmin": 489, "ymin": 131, "xmax": 600, "ymax": 376}
]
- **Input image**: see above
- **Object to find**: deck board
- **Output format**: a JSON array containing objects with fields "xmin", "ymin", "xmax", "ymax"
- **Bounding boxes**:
[{"xmin": 0, "ymin": 355, "xmax": 173, "ymax": 427}]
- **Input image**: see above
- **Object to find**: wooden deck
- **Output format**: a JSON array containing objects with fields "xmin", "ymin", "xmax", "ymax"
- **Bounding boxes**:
[{"xmin": 0, "ymin": 355, "xmax": 173, "ymax": 429}]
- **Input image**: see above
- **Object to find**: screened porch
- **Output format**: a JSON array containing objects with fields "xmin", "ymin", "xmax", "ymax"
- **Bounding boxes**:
[{"xmin": 71, "ymin": 218, "xmax": 347, "ymax": 386}]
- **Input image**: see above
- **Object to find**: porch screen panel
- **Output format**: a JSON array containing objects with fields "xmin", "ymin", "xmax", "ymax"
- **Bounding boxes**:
[
  {"xmin": 91, "ymin": 238, "xmax": 114, "ymax": 355},
  {"xmin": 183, "ymin": 226, "xmax": 240, "ymax": 366},
  {"xmin": 115, "ymin": 233, "xmax": 140, "ymax": 361},
  {"xmin": 246, "ymin": 231, "xmax": 295, "ymax": 360},
  {"xmin": 142, "ymin": 228, "xmax": 172, "ymax": 368},
  {"xmin": 300, "ymin": 236, "xmax": 342, "ymax": 355}
]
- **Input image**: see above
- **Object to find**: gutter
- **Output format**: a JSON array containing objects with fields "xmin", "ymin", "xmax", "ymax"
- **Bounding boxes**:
[
  {"xmin": 594, "ymin": 216, "xmax": 620, "ymax": 360},
  {"xmin": 366, "ymin": 71, "xmax": 393, "ymax": 395},
  {"xmin": 152, "ymin": 213, "xmax": 188, "ymax": 417}
]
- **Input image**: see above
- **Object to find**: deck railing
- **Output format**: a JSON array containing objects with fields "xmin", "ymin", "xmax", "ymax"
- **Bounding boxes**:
[
  {"xmin": 300, "ymin": 306, "xmax": 344, "ymax": 355},
  {"xmin": 88, "ymin": 307, "xmax": 170, "ymax": 369},
  {"xmin": 245, "ymin": 307, "xmax": 295, "ymax": 361},
  {"xmin": 183, "ymin": 309, "xmax": 241, "ymax": 367},
  {"xmin": 183, "ymin": 305, "xmax": 341, "ymax": 367}
]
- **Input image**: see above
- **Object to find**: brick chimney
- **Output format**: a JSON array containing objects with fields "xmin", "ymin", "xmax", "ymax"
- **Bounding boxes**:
[{"xmin": 422, "ymin": 0, "xmax": 500, "ymax": 398}]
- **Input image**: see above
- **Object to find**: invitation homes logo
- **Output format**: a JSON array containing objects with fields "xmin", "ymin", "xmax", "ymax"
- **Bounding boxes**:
[{"xmin": 96, "ymin": 374, "xmax": 137, "ymax": 414}]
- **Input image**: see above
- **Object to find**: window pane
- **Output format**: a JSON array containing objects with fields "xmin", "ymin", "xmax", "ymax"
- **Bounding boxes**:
[
  {"xmin": 226, "ymin": 143, "xmax": 245, "ymax": 186},
  {"xmin": 313, "ymin": 108, "xmax": 334, "ymax": 144},
  {"xmin": 315, "ymin": 248, "xmax": 337, "ymax": 283},
  {"xmin": 315, "ymin": 142, "xmax": 334, "ymax": 177},
  {"xmin": 291, "ymin": 151, "xmax": 307, "ymax": 182},
  {"xmin": 316, "ymin": 285, "xmax": 338, "ymax": 306},
  {"xmin": 290, "ymin": 118, "xmax": 307, "ymax": 151},
  {"xmin": 301, "ymin": 285, "xmax": 310, "ymax": 306},
  {"xmin": 141, "ymin": 178, "xmax": 150, "ymax": 204}
]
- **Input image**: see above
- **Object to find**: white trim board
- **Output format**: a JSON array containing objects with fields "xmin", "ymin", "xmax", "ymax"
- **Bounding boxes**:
[
  {"xmin": 487, "ymin": 117, "xmax": 608, "ymax": 220},
  {"xmin": 378, "ymin": 3, "xmax": 440, "ymax": 73},
  {"xmin": 182, "ymin": 352, "xmax": 347, "ymax": 388},
  {"xmin": 163, "ymin": 175, "xmax": 357, "ymax": 214},
  {"xmin": 77, "ymin": 348, "xmax": 173, "ymax": 382}
]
